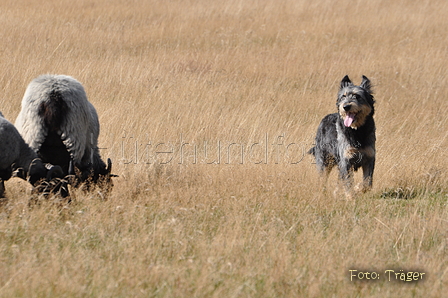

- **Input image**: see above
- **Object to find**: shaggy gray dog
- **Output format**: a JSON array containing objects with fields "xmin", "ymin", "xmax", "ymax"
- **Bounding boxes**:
[{"xmin": 309, "ymin": 75, "xmax": 376, "ymax": 197}]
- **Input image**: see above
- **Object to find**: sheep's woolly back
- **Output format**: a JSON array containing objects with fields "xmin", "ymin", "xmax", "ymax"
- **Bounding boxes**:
[{"xmin": 15, "ymin": 75, "xmax": 101, "ymax": 166}]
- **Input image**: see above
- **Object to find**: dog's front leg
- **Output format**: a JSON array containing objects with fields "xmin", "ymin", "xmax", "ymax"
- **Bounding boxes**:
[
  {"xmin": 338, "ymin": 162, "xmax": 354, "ymax": 199},
  {"xmin": 360, "ymin": 157, "xmax": 375, "ymax": 193}
]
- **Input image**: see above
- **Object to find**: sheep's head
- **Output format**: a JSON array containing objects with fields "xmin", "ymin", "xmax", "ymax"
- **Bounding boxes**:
[
  {"xmin": 27, "ymin": 158, "xmax": 47, "ymax": 185},
  {"xmin": 106, "ymin": 158, "xmax": 118, "ymax": 178},
  {"xmin": 28, "ymin": 158, "xmax": 64, "ymax": 185},
  {"xmin": 96, "ymin": 158, "xmax": 116, "ymax": 196},
  {"xmin": 27, "ymin": 158, "xmax": 70, "ymax": 198}
]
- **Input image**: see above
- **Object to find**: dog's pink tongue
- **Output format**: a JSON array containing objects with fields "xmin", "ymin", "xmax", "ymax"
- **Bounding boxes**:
[{"xmin": 344, "ymin": 113, "xmax": 355, "ymax": 127}]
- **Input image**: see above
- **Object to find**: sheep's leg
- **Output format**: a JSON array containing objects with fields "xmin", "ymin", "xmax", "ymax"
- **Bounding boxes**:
[{"xmin": 0, "ymin": 179, "xmax": 5, "ymax": 198}]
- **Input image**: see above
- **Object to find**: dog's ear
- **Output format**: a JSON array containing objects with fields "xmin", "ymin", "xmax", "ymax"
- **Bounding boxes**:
[
  {"xmin": 360, "ymin": 75, "xmax": 372, "ymax": 93},
  {"xmin": 340, "ymin": 75, "xmax": 353, "ymax": 89}
]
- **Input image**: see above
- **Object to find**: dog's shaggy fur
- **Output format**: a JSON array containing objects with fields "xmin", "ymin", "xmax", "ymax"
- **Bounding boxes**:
[{"xmin": 309, "ymin": 75, "xmax": 376, "ymax": 197}]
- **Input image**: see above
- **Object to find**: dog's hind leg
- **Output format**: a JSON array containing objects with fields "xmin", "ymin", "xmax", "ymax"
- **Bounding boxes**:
[
  {"xmin": 315, "ymin": 153, "xmax": 335, "ymax": 194},
  {"xmin": 318, "ymin": 165, "xmax": 333, "ymax": 194}
]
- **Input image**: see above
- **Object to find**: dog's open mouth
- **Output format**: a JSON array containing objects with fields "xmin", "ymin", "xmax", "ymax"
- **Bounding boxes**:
[{"xmin": 344, "ymin": 112, "xmax": 356, "ymax": 127}]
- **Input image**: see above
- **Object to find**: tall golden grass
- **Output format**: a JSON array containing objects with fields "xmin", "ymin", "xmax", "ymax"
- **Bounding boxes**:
[{"xmin": 1, "ymin": 0, "xmax": 448, "ymax": 296}]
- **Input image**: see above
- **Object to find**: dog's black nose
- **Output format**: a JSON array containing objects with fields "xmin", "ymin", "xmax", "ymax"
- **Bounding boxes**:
[{"xmin": 343, "ymin": 104, "xmax": 351, "ymax": 111}]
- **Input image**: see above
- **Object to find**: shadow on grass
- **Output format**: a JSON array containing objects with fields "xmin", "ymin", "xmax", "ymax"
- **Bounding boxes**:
[
  {"xmin": 378, "ymin": 167, "xmax": 448, "ymax": 200},
  {"xmin": 380, "ymin": 187, "xmax": 420, "ymax": 200}
]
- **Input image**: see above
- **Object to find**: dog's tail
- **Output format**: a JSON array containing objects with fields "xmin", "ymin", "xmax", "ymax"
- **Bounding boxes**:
[{"xmin": 307, "ymin": 146, "xmax": 315, "ymax": 156}]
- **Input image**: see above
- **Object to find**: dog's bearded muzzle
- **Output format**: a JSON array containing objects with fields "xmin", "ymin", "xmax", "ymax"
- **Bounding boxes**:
[
  {"xmin": 339, "ymin": 101, "xmax": 371, "ymax": 129},
  {"xmin": 342, "ymin": 104, "xmax": 356, "ymax": 127}
]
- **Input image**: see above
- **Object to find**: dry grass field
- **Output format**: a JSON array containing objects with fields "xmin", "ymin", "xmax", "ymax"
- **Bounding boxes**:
[{"xmin": 0, "ymin": 0, "xmax": 448, "ymax": 296}]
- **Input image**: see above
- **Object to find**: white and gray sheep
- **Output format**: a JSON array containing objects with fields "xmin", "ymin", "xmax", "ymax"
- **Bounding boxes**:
[
  {"xmin": 15, "ymin": 74, "xmax": 113, "ymax": 188},
  {"xmin": 0, "ymin": 112, "xmax": 63, "ymax": 197}
]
